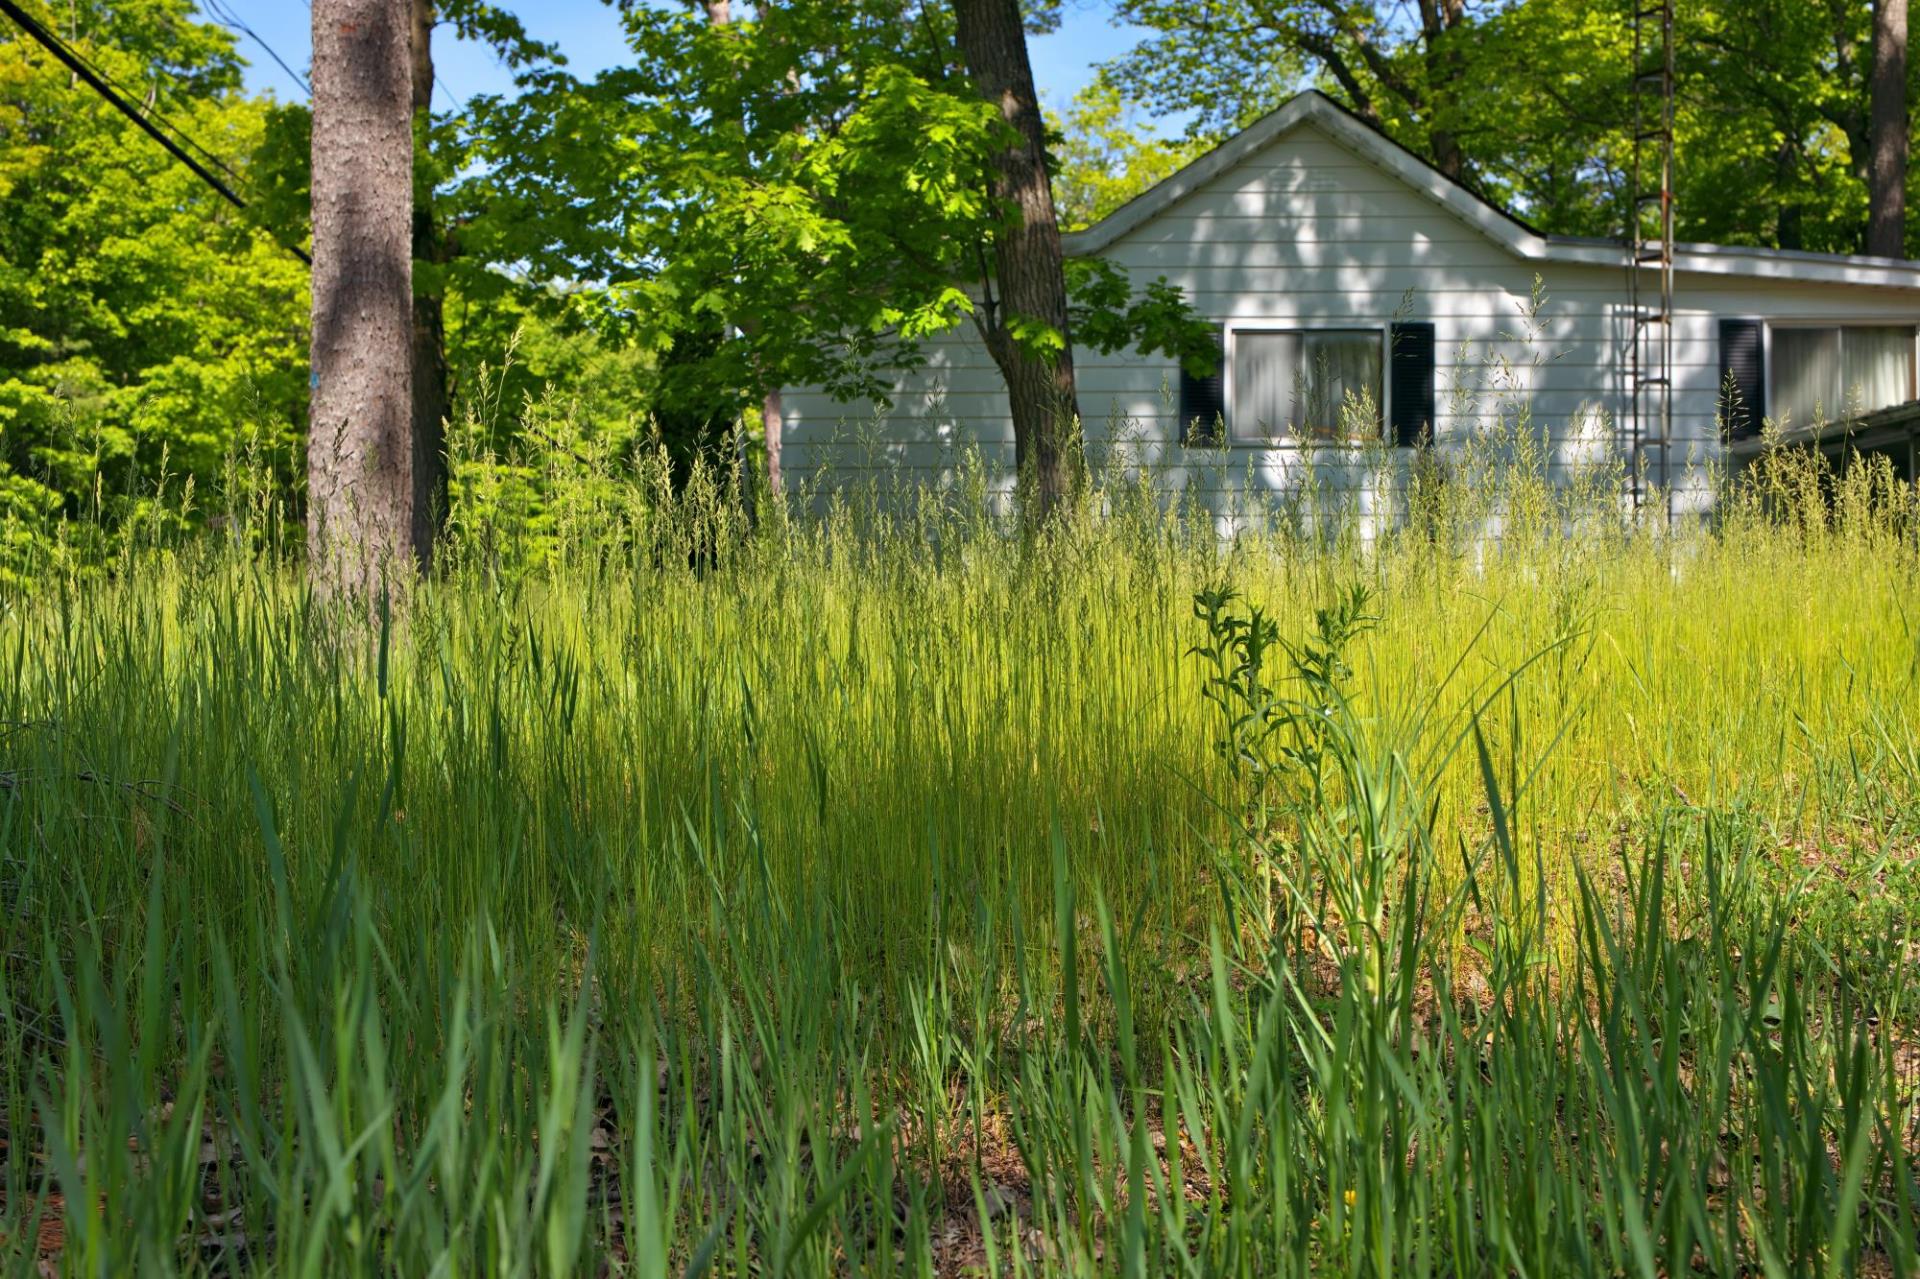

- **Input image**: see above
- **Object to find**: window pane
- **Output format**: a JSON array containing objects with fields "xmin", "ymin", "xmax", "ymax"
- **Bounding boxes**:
[
  {"xmin": 1231, "ymin": 331, "xmax": 1298, "ymax": 443},
  {"xmin": 1229, "ymin": 330, "xmax": 1384, "ymax": 443},
  {"xmin": 1840, "ymin": 327, "xmax": 1914, "ymax": 414},
  {"xmin": 1301, "ymin": 332, "xmax": 1383, "ymax": 440},
  {"xmin": 1770, "ymin": 328, "xmax": 1841, "ymax": 427}
]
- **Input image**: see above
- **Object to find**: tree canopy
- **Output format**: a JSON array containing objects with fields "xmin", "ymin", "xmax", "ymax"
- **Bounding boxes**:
[
  {"xmin": 1094, "ymin": 0, "xmax": 1918, "ymax": 254},
  {"xmin": 0, "ymin": 0, "xmax": 1912, "ymax": 580},
  {"xmin": 0, "ymin": 0, "xmax": 305, "ymax": 573}
]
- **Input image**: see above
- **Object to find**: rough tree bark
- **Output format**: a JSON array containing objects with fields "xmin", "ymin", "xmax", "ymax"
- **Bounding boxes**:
[
  {"xmin": 310, "ymin": 0, "xmax": 414, "ymax": 595},
  {"xmin": 951, "ymin": 0, "xmax": 1080, "ymax": 518},
  {"xmin": 410, "ymin": 0, "xmax": 451, "ymax": 568},
  {"xmin": 1868, "ymin": 0, "xmax": 1909, "ymax": 257}
]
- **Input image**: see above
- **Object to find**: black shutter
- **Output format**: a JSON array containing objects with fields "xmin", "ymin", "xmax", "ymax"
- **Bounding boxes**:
[
  {"xmin": 1179, "ymin": 329, "xmax": 1226, "ymax": 446},
  {"xmin": 1389, "ymin": 321, "xmax": 1436, "ymax": 447},
  {"xmin": 1718, "ymin": 319, "xmax": 1765, "ymax": 441}
]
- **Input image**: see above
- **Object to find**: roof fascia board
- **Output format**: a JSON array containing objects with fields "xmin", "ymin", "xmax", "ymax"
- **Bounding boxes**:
[
  {"xmin": 1062, "ymin": 91, "xmax": 1550, "ymax": 259},
  {"xmin": 1063, "ymin": 91, "xmax": 1920, "ymax": 290},
  {"xmin": 1662, "ymin": 245, "xmax": 1920, "ymax": 287},
  {"xmin": 1061, "ymin": 94, "xmax": 1322, "ymax": 256}
]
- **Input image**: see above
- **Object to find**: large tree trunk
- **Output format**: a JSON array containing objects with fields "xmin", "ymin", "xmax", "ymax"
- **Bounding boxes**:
[
  {"xmin": 310, "ymin": 0, "xmax": 414, "ymax": 594},
  {"xmin": 951, "ymin": 0, "xmax": 1080, "ymax": 518},
  {"xmin": 409, "ymin": 0, "xmax": 451, "ymax": 569},
  {"xmin": 1868, "ymin": 0, "xmax": 1909, "ymax": 257}
]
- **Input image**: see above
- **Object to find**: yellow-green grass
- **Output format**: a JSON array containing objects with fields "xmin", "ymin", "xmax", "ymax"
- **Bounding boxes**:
[
  {"xmin": 1, "ymin": 448, "xmax": 1917, "ymax": 1274},
  {"xmin": 11, "ymin": 491, "xmax": 1915, "ymax": 987}
]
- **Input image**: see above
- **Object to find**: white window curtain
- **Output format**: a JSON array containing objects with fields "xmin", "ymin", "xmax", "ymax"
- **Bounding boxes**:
[
  {"xmin": 1302, "ymin": 332, "xmax": 1383, "ymax": 440},
  {"xmin": 1771, "ymin": 328, "xmax": 1841, "ymax": 427},
  {"xmin": 1230, "ymin": 329, "xmax": 1382, "ymax": 443},
  {"xmin": 1230, "ymin": 332, "xmax": 1299, "ymax": 443},
  {"xmin": 1771, "ymin": 325, "xmax": 1916, "ymax": 426},
  {"xmin": 1841, "ymin": 327, "xmax": 1914, "ymax": 413}
]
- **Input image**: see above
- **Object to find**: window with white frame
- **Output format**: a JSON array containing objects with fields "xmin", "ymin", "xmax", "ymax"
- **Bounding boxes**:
[
  {"xmin": 1769, "ymin": 325, "xmax": 1917, "ymax": 427},
  {"xmin": 1228, "ymin": 328, "xmax": 1384, "ymax": 443}
]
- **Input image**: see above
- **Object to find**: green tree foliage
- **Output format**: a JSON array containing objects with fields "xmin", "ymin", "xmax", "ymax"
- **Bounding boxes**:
[
  {"xmin": 469, "ymin": 0, "xmax": 1004, "ymax": 413},
  {"xmin": 0, "ymin": 0, "xmax": 666, "ymax": 581},
  {"xmin": 1460, "ymin": 0, "xmax": 1908, "ymax": 249},
  {"xmin": 461, "ymin": 0, "xmax": 1213, "ymax": 436},
  {"xmin": 254, "ymin": 95, "xmax": 669, "ymax": 467},
  {"xmin": 0, "ymin": 0, "xmax": 307, "ymax": 575},
  {"xmin": 1098, "ymin": 0, "xmax": 1920, "ymax": 255},
  {"xmin": 5, "ymin": 0, "xmax": 1916, "ymax": 584},
  {"xmin": 1048, "ymin": 77, "xmax": 1206, "ymax": 231}
]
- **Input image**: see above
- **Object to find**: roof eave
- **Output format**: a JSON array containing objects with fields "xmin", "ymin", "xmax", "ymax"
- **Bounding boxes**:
[
  {"xmin": 1063, "ymin": 91, "xmax": 1920, "ymax": 290},
  {"xmin": 1725, "ymin": 399, "xmax": 1920, "ymax": 457},
  {"xmin": 1524, "ymin": 238, "xmax": 1920, "ymax": 285},
  {"xmin": 1063, "ymin": 91, "xmax": 1548, "ymax": 260}
]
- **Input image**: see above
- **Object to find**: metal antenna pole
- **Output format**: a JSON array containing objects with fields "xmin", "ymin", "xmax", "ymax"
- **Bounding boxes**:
[{"xmin": 1626, "ymin": 0, "xmax": 1675, "ymax": 518}]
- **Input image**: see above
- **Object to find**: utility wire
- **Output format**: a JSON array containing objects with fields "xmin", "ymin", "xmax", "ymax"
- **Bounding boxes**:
[
  {"xmin": 217, "ymin": 0, "xmax": 461, "ymax": 116},
  {"xmin": 0, "ymin": 0, "xmax": 309, "ymax": 263},
  {"xmin": 204, "ymin": 0, "xmax": 310, "ymax": 95},
  {"xmin": 30, "ymin": 2, "xmax": 253, "ymax": 187}
]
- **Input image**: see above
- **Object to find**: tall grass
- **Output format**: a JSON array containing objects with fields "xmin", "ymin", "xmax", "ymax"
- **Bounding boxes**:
[{"xmin": 1, "ymin": 433, "xmax": 1917, "ymax": 1274}]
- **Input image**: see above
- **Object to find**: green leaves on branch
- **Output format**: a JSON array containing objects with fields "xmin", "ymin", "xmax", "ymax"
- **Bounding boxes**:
[
  {"xmin": 1092, "ymin": 0, "xmax": 1918, "ymax": 255},
  {"xmin": 1067, "ymin": 259, "xmax": 1217, "ymax": 378},
  {"xmin": 461, "ymin": 0, "xmax": 1214, "ymax": 414},
  {"xmin": 0, "ymin": 0, "xmax": 308, "ymax": 578},
  {"xmin": 1048, "ymin": 77, "xmax": 1209, "ymax": 232}
]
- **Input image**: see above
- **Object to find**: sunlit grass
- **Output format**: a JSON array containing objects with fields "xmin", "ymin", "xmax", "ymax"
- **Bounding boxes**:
[{"xmin": 1, "ymin": 435, "xmax": 1916, "ymax": 1274}]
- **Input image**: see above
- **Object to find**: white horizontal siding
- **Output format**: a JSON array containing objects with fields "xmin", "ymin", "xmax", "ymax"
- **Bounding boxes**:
[{"xmin": 784, "ymin": 118, "xmax": 1920, "ymax": 510}]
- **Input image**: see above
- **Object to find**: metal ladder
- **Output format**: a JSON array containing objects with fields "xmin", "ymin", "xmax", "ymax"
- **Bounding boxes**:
[{"xmin": 1625, "ymin": 0, "xmax": 1676, "ymax": 517}]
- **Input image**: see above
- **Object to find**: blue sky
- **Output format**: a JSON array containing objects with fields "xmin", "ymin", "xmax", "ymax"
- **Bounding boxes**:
[{"xmin": 213, "ymin": 0, "xmax": 1149, "ymax": 113}]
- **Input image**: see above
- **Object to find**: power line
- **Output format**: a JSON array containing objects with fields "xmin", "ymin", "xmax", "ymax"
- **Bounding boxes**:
[
  {"xmin": 29, "ymin": 1, "xmax": 254, "ymax": 188},
  {"xmin": 203, "ymin": 0, "xmax": 311, "ymax": 95},
  {"xmin": 212, "ymin": 0, "xmax": 462, "ymax": 116},
  {"xmin": 0, "ymin": 0, "xmax": 309, "ymax": 264}
]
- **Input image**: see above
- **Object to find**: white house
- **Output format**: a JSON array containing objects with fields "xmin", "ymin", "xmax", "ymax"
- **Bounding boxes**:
[{"xmin": 782, "ymin": 90, "xmax": 1920, "ymax": 518}]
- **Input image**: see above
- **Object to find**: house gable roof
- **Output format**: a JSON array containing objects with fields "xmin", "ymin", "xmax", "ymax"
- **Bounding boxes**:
[{"xmin": 1062, "ymin": 90, "xmax": 1920, "ymax": 290}]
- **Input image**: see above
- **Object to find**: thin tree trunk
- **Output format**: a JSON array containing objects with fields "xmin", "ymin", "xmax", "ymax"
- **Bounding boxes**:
[
  {"xmin": 705, "ymin": 0, "xmax": 785, "ymax": 503},
  {"xmin": 761, "ymin": 387, "xmax": 784, "ymax": 498},
  {"xmin": 310, "ymin": 0, "xmax": 413, "ymax": 594},
  {"xmin": 409, "ymin": 0, "xmax": 450, "ymax": 569},
  {"xmin": 1423, "ymin": 1, "xmax": 1468, "ymax": 184},
  {"xmin": 756, "ymin": 0, "xmax": 791, "ymax": 502},
  {"xmin": 1868, "ymin": 0, "xmax": 1909, "ymax": 257},
  {"xmin": 1775, "ymin": 140, "xmax": 1805, "ymax": 251},
  {"xmin": 951, "ymin": 0, "xmax": 1080, "ymax": 518}
]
